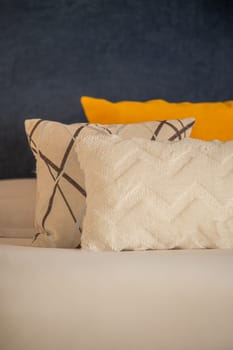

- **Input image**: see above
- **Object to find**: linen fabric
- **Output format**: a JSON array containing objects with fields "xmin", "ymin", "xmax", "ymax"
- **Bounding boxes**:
[
  {"xmin": 81, "ymin": 96, "xmax": 233, "ymax": 141},
  {"xmin": 1, "ymin": 245, "xmax": 233, "ymax": 350},
  {"xmin": 25, "ymin": 118, "xmax": 195, "ymax": 248},
  {"xmin": 77, "ymin": 135, "xmax": 233, "ymax": 251}
]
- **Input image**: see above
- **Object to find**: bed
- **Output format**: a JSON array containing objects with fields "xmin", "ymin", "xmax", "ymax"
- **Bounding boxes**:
[
  {"xmin": 1, "ymin": 1, "xmax": 233, "ymax": 349},
  {"xmin": 1, "ymin": 177, "xmax": 233, "ymax": 350}
]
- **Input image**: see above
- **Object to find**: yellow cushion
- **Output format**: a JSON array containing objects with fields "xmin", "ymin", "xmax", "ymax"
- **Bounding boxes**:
[{"xmin": 81, "ymin": 96, "xmax": 233, "ymax": 141}]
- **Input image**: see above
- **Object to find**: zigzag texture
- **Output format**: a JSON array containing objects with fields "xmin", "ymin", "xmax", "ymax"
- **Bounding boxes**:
[{"xmin": 77, "ymin": 136, "xmax": 233, "ymax": 251}]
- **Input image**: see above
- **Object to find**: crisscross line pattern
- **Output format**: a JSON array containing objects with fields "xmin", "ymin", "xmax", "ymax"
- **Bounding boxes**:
[{"xmin": 25, "ymin": 117, "xmax": 195, "ymax": 248}]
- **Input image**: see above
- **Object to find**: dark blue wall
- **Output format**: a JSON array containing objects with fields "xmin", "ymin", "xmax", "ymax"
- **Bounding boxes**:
[{"xmin": 0, "ymin": 0, "xmax": 233, "ymax": 179}]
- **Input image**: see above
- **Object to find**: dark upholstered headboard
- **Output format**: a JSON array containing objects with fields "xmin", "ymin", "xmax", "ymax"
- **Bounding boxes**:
[{"xmin": 1, "ymin": 0, "xmax": 233, "ymax": 179}]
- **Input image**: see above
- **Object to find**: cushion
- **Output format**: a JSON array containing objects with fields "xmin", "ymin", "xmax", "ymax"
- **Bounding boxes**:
[
  {"xmin": 25, "ymin": 117, "xmax": 195, "ymax": 248},
  {"xmin": 0, "ymin": 179, "xmax": 36, "ymax": 239},
  {"xmin": 77, "ymin": 135, "xmax": 233, "ymax": 251},
  {"xmin": 81, "ymin": 96, "xmax": 233, "ymax": 141}
]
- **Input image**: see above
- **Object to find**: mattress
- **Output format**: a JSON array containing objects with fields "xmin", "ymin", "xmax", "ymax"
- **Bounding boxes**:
[{"xmin": 0, "ymin": 245, "xmax": 233, "ymax": 350}]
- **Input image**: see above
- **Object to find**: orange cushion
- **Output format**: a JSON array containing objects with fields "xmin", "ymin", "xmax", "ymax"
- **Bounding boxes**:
[{"xmin": 81, "ymin": 96, "xmax": 233, "ymax": 141}]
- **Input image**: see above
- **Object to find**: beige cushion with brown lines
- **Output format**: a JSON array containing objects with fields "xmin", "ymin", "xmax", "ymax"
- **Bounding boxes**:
[
  {"xmin": 25, "ymin": 117, "xmax": 195, "ymax": 248},
  {"xmin": 77, "ymin": 135, "xmax": 233, "ymax": 251}
]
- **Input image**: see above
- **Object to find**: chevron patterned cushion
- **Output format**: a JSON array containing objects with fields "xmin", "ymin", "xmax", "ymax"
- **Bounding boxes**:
[
  {"xmin": 25, "ymin": 117, "xmax": 195, "ymax": 248},
  {"xmin": 77, "ymin": 135, "xmax": 233, "ymax": 251}
]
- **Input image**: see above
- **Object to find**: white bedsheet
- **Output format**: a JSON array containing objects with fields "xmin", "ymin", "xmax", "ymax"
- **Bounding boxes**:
[{"xmin": 0, "ymin": 245, "xmax": 233, "ymax": 350}]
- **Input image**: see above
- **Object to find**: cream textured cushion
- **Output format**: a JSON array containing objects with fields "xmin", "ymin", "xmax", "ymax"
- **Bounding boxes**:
[
  {"xmin": 25, "ymin": 118, "xmax": 195, "ymax": 248},
  {"xmin": 77, "ymin": 135, "xmax": 233, "ymax": 251}
]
